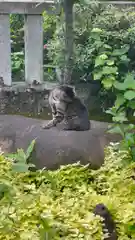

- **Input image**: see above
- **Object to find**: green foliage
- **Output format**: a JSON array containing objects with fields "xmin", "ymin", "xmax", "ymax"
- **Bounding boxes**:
[
  {"xmin": 10, "ymin": 3, "xmax": 135, "ymax": 84},
  {"xmin": 42, "ymin": 11, "xmax": 56, "ymax": 38},
  {"xmin": 10, "ymin": 14, "xmax": 24, "ymax": 52},
  {"xmin": 6, "ymin": 140, "xmax": 36, "ymax": 173},
  {"xmin": 108, "ymin": 123, "xmax": 135, "ymax": 161},
  {"xmin": 92, "ymin": 36, "xmax": 135, "ymax": 159},
  {"xmin": 69, "ymin": 3, "xmax": 135, "ymax": 159},
  {"xmin": 10, "ymin": 14, "xmax": 25, "ymax": 81},
  {"xmin": 10, "ymin": 12, "xmax": 57, "ymax": 82},
  {"xmin": 47, "ymin": 2, "xmax": 135, "ymax": 82},
  {"xmin": 0, "ymin": 145, "xmax": 135, "ymax": 239},
  {"xmin": 11, "ymin": 51, "xmax": 24, "ymax": 80}
]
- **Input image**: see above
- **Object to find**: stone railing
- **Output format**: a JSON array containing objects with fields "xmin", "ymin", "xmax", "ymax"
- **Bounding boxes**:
[{"xmin": 0, "ymin": 0, "xmax": 55, "ymax": 86}]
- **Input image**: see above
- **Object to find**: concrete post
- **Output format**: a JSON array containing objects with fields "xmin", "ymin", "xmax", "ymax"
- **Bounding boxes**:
[
  {"xmin": 24, "ymin": 14, "xmax": 43, "ymax": 84},
  {"xmin": 0, "ymin": 14, "xmax": 12, "ymax": 86}
]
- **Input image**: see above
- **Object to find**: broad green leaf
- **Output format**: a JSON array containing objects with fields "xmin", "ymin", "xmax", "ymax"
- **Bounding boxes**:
[
  {"xmin": 107, "ymin": 125, "xmax": 125, "ymax": 137},
  {"xmin": 95, "ymin": 58, "xmax": 106, "ymax": 67},
  {"xmin": 119, "ymin": 140, "xmax": 130, "ymax": 150},
  {"xmin": 94, "ymin": 54, "xmax": 108, "ymax": 67},
  {"xmin": 112, "ymin": 46, "xmax": 129, "ymax": 56},
  {"xmin": 106, "ymin": 60, "xmax": 114, "ymax": 66},
  {"xmin": 114, "ymin": 81, "xmax": 127, "ymax": 90},
  {"xmin": 106, "ymin": 107, "xmax": 117, "ymax": 116},
  {"xmin": 104, "ymin": 44, "xmax": 112, "ymax": 49},
  {"xmin": 94, "ymin": 40, "xmax": 103, "ymax": 47},
  {"xmin": 123, "ymin": 73, "xmax": 135, "ymax": 90},
  {"xmin": 16, "ymin": 149, "xmax": 26, "ymax": 162},
  {"xmin": 93, "ymin": 72, "xmax": 103, "ymax": 80},
  {"xmin": 124, "ymin": 90, "xmax": 135, "ymax": 100},
  {"xmin": 26, "ymin": 139, "xmax": 36, "ymax": 160},
  {"xmin": 123, "ymin": 124, "xmax": 135, "ymax": 133},
  {"xmin": 120, "ymin": 55, "xmax": 130, "ymax": 62},
  {"xmin": 12, "ymin": 163, "xmax": 29, "ymax": 172},
  {"xmin": 102, "ymin": 66, "xmax": 118, "ymax": 75},
  {"xmin": 127, "ymin": 100, "xmax": 135, "ymax": 109},
  {"xmin": 125, "ymin": 124, "xmax": 135, "ymax": 131},
  {"xmin": 112, "ymin": 116, "xmax": 128, "ymax": 123},
  {"xmin": 114, "ymin": 94, "xmax": 126, "ymax": 108},
  {"xmin": 5, "ymin": 153, "xmax": 17, "ymax": 160},
  {"xmin": 99, "ymin": 54, "xmax": 108, "ymax": 60},
  {"xmin": 102, "ymin": 76, "xmax": 114, "ymax": 89},
  {"xmin": 125, "ymin": 133, "xmax": 135, "ymax": 146},
  {"xmin": 112, "ymin": 111, "xmax": 128, "ymax": 123},
  {"xmin": 91, "ymin": 28, "xmax": 102, "ymax": 33}
]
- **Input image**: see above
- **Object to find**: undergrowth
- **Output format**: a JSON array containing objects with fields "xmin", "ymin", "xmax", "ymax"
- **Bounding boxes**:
[{"xmin": 0, "ymin": 145, "xmax": 135, "ymax": 239}]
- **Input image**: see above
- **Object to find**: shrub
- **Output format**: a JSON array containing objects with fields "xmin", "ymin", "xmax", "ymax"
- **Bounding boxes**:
[
  {"xmin": 0, "ymin": 144, "xmax": 135, "ymax": 239},
  {"xmin": 10, "ymin": 12, "xmax": 57, "ymax": 82},
  {"xmin": 47, "ymin": 3, "xmax": 135, "ymax": 81}
]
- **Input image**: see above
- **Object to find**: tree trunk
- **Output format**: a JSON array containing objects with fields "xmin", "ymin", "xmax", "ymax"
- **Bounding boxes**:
[{"xmin": 63, "ymin": 0, "xmax": 74, "ymax": 84}]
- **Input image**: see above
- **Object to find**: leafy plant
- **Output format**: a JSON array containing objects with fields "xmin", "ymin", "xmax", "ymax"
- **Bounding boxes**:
[
  {"xmin": 5, "ymin": 139, "xmax": 36, "ymax": 173},
  {"xmin": 11, "ymin": 51, "xmax": 24, "ymax": 74},
  {"xmin": 0, "ymin": 145, "xmax": 134, "ymax": 238},
  {"xmin": 47, "ymin": 2, "xmax": 135, "ymax": 82},
  {"xmin": 93, "ymin": 41, "xmax": 135, "ymax": 159},
  {"xmin": 89, "ymin": 18, "xmax": 135, "ymax": 160}
]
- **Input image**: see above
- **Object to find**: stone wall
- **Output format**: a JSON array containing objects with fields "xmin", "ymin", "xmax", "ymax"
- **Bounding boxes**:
[{"xmin": 0, "ymin": 81, "xmax": 110, "ymax": 121}]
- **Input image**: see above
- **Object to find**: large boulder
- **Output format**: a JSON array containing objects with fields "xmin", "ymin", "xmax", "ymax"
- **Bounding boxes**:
[{"xmin": 0, "ymin": 115, "xmax": 121, "ymax": 170}]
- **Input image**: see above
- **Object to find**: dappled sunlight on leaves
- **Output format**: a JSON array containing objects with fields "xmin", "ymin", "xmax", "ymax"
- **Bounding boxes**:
[{"xmin": 0, "ymin": 145, "xmax": 134, "ymax": 238}]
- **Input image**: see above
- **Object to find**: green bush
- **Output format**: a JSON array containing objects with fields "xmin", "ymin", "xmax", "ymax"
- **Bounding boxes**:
[
  {"xmin": 47, "ymin": 3, "xmax": 135, "ymax": 81},
  {"xmin": 84, "ymin": 4, "xmax": 135, "ymax": 159},
  {"xmin": 0, "ymin": 145, "xmax": 135, "ymax": 239},
  {"xmin": 10, "ymin": 12, "xmax": 57, "ymax": 82},
  {"xmin": 10, "ymin": 3, "xmax": 135, "ymax": 84}
]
